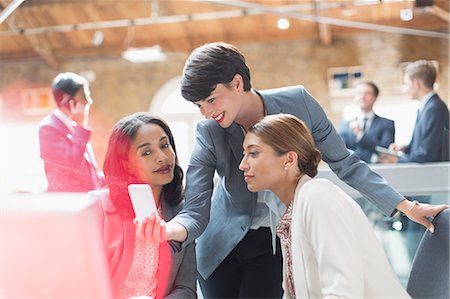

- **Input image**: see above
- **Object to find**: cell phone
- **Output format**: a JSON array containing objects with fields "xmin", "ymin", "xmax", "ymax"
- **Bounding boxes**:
[
  {"xmin": 375, "ymin": 146, "xmax": 403, "ymax": 157},
  {"xmin": 60, "ymin": 95, "xmax": 73, "ymax": 107},
  {"xmin": 128, "ymin": 184, "xmax": 157, "ymax": 222}
]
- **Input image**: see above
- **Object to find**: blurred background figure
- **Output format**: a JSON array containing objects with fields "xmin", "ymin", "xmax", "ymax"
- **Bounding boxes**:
[
  {"xmin": 378, "ymin": 60, "xmax": 450, "ymax": 260},
  {"xmin": 38, "ymin": 72, "xmax": 105, "ymax": 192},
  {"xmin": 339, "ymin": 81, "xmax": 395, "ymax": 163},
  {"xmin": 378, "ymin": 60, "xmax": 449, "ymax": 164}
]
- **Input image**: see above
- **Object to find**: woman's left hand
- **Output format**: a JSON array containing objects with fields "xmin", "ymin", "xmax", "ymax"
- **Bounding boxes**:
[
  {"xmin": 398, "ymin": 199, "xmax": 449, "ymax": 233},
  {"xmin": 135, "ymin": 213, "xmax": 167, "ymax": 243}
]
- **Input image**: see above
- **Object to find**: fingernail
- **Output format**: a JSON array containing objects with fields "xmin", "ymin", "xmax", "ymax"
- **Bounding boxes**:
[{"xmin": 429, "ymin": 227, "xmax": 435, "ymax": 233}]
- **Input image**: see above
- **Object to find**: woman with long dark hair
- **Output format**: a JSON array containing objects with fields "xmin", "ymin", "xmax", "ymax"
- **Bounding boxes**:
[{"xmin": 101, "ymin": 112, "xmax": 196, "ymax": 299}]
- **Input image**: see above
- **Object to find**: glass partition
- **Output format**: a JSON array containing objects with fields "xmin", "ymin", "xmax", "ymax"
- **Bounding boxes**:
[{"xmin": 317, "ymin": 162, "xmax": 450, "ymax": 286}]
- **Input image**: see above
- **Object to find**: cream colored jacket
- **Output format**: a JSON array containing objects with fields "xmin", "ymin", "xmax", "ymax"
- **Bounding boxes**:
[{"xmin": 282, "ymin": 175, "xmax": 410, "ymax": 298}]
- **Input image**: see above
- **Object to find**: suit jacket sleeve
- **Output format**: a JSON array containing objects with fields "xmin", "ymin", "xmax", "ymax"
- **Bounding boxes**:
[
  {"xmin": 39, "ymin": 120, "xmax": 91, "ymax": 166},
  {"xmin": 299, "ymin": 181, "xmax": 364, "ymax": 298},
  {"xmin": 172, "ymin": 121, "xmax": 216, "ymax": 244},
  {"xmin": 338, "ymin": 121, "xmax": 356, "ymax": 149},
  {"xmin": 164, "ymin": 241, "xmax": 197, "ymax": 299},
  {"xmin": 300, "ymin": 89, "xmax": 403, "ymax": 215}
]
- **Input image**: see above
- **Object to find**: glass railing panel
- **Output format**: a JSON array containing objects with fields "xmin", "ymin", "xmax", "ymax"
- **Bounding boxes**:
[{"xmin": 317, "ymin": 162, "xmax": 450, "ymax": 287}]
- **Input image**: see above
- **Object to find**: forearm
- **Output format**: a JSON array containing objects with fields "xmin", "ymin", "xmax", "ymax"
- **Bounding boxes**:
[{"xmin": 166, "ymin": 220, "xmax": 188, "ymax": 242}]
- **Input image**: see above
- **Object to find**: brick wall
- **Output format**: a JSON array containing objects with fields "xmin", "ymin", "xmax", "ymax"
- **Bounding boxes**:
[{"xmin": 1, "ymin": 32, "xmax": 448, "ymax": 168}]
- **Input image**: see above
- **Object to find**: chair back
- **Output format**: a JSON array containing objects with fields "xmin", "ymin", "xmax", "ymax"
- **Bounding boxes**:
[{"xmin": 406, "ymin": 208, "xmax": 450, "ymax": 298}]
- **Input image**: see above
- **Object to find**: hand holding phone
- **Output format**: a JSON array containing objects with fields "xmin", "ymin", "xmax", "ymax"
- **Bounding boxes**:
[{"xmin": 128, "ymin": 184, "xmax": 157, "ymax": 223}]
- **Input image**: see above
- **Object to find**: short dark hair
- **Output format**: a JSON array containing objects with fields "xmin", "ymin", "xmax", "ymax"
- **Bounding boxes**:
[
  {"xmin": 52, "ymin": 72, "xmax": 88, "ymax": 107},
  {"xmin": 360, "ymin": 81, "xmax": 379, "ymax": 97},
  {"xmin": 404, "ymin": 60, "xmax": 437, "ymax": 89},
  {"xmin": 103, "ymin": 112, "xmax": 184, "ymax": 217},
  {"xmin": 181, "ymin": 42, "xmax": 252, "ymax": 102}
]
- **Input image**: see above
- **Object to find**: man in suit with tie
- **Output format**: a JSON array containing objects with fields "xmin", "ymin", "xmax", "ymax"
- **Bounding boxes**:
[
  {"xmin": 378, "ymin": 60, "xmax": 449, "ymax": 163},
  {"xmin": 39, "ymin": 72, "xmax": 104, "ymax": 192},
  {"xmin": 339, "ymin": 81, "xmax": 395, "ymax": 163},
  {"xmin": 378, "ymin": 59, "xmax": 450, "ymax": 260}
]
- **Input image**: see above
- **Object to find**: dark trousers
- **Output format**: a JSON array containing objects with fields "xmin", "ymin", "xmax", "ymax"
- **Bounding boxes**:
[{"xmin": 198, "ymin": 227, "xmax": 283, "ymax": 299}]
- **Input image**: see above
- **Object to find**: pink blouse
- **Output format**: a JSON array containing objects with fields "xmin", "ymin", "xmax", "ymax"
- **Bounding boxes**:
[
  {"xmin": 276, "ymin": 202, "xmax": 296, "ymax": 299},
  {"xmin": 118, "ymin": 207, "xmax": 163, "ymax": 299}
]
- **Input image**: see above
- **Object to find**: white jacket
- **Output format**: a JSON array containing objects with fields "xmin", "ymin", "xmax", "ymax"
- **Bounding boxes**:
[{"xmin": 282, "ymin": 175, "xmax": 410, "ymax": 298}]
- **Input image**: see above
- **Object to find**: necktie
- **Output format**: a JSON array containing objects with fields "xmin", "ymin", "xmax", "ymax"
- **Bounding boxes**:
[{"xmin": 362, "ymin": 117, "xmax": 368, "ymax": 132}]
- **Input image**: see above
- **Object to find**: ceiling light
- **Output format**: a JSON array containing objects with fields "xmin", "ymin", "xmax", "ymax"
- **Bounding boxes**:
[
  {"xmin": 121, "ymin": 45, "xmax": 167, "ymax": 63},
  {"xmin": 91, "ymin": 30, "xmax": 104, "ymax": 47},
  {"xmin": 400, "ymin": 8, "xmax": 413, "ymax": 21},
  {"xmin": 277, "ymin": 18, "xmax": 290, "ymax": 30}
]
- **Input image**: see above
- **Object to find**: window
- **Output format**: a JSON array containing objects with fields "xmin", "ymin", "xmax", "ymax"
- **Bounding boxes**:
[
  {"xmin": 149, "ymin": 77, "xmax": 203, "ymax": 172},
  {"xmin": 21, "ymin": 88, "xmax": 54, "ymax": 115},
  {"xmin": 328, "ymin": 66, "xmax": 364, "ymax": 98}
]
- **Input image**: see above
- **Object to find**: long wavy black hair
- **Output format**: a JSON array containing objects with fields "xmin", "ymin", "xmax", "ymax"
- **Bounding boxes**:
[{"xmin": 103, "ymin": 112, "xmax": 184, "ymax": 218}]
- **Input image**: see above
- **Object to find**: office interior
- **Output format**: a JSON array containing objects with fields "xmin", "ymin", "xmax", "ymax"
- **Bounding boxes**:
[{"xmin": 1, "ymin": 0, "xmax": 449, "ymax": 297}]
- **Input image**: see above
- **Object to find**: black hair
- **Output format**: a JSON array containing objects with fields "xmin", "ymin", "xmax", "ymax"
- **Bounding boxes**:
[
  {"xmin": 181, "ymin": 42, "xmax": 251, "ymax": 102},
  {"xmin": 52, "ymin": 72, "xmax": 88, "ymax": 106},
  {"xmin": 103, "ymin": 112, "xmax": 184, "ymax": 218}
]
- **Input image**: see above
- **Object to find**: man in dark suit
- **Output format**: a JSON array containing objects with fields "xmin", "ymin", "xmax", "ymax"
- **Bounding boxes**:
[
  {"xmin": 339, "ymin": 81, "xmax": 395, "ymax": 163},
  {"xmin": 378, "ymin": 59, "xmax": 450, "ymax": 260},
  {"xmin": 378, "ymin": 60, "xmax": 449, "ymax": 164},
  {"xmin": 39, "ymin": 72, "xmax": 104, "ymax": 192}
]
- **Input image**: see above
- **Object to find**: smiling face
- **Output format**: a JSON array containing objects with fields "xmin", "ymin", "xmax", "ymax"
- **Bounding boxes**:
[
  {"xmin": 128, "ymin": 123, "xmax": 175, "ymax": 194},
  {"xmin": 193, "ymin": 80, "xmax": 243, "ymax": 129},
  {"xmin": 354, "ymin": 83, "xmax": 377, "ymax": 113},
  {"xmin": 239, "ymin": 132, "xmax": 286, "ymax": 193}
]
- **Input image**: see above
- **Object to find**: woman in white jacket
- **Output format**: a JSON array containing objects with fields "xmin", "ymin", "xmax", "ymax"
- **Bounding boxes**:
[{"xmin": 239, "ymin": 114, "xmax": 410, "ymax": 298}]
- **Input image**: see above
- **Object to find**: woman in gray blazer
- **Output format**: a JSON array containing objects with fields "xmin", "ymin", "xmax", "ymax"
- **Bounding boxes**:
[{"xmin": 149, "ymin": 42, "xmax": 446, "ymax": 298}]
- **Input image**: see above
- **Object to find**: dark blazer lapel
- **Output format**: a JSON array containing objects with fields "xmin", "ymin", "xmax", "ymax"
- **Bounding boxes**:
[
  {"xmin": 368, "ymin": 115, "xmax": 379, "ymax": 133},
  {"xmin": 226, "ymin": 123, "xmax": 245, "ymax": 163},
  {"xmin": 156, "ymin": 200, "xmax": 177, "ymax": 299},
  {"xmin": 260, "ymin": 91, "xmax": 282, "ymax": 115}
]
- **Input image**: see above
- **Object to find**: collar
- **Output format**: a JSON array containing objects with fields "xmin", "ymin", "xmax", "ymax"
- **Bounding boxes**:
[
  {"xmin": 357, "ymin": 111, "xmax": 375, "ymax": 122},
  {"xmin": 256, "ymin": 89, "xmax": 282, "ymax": 115},
  {"xmin": 53, "ymin": 109, "xmax": 75, "ymax": 132},
  {"xmin": 418, "ymin": 91, "xmax": 435, "ymax": 112}
]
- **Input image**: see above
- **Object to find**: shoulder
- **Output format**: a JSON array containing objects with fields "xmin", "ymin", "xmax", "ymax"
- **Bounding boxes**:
[
  {"xmin": 374, "ymin": 115, "xmax": 394, "ymax": 126},
  {"xmin": 296, "ymin": 179, "xmax": 348, "ymax": 210},
  {"xmin": 260, "ymin": 85, "xmax": 307, "ymax": 96},
  {"xmin": 260, "ymin": 85, "xmax": 311, "ymax": 105},
  {"xmin": 39, "ymin": 113, "xmax": 66, "ymax": 134},
  {"xmin": 300, "ymin": 179, "xmax": 337, "ymax": 198},
  {"xmin": 428, "ymin": 95, "xmax": 449, "ymax": 110},
  {"xmin": 196, "ymin": 119, "xmax": 226, "ymax": 137}
]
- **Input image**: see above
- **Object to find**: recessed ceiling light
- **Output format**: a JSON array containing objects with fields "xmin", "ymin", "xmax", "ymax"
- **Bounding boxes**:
[
  {"xmin": 277, "ymin": 18, "xmax": 290, "ymax": 30},
  {"xmin": 121, "ymin": 45, "xmax": 167, "ymax": 63}
]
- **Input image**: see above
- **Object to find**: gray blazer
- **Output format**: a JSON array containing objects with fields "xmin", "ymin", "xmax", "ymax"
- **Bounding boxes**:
[{"xmin": 174, "ymin": 85, "xmax": 404, "ymax": 279}]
